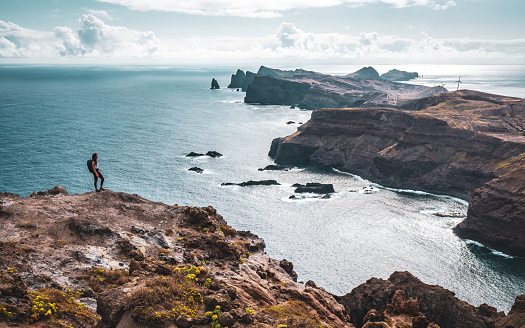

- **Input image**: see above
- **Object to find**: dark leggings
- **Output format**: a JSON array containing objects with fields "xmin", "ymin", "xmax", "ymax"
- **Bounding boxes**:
[{"xmin": 93, "ymin": 169, "xmax": 104, "ymax": 189}]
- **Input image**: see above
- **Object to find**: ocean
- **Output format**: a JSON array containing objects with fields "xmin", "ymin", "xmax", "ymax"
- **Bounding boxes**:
[{"xmin": 1, "ymin": 64, "xmax": 524, "ymax": 312}]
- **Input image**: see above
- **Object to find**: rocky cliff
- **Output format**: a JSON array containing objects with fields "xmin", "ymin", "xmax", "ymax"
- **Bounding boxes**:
[
  {"xmin": 0, "ymin": 187, "xmax": 350, "ymax": 328},
  {"xmin": 245, "ymin": 73, "xmax": 435, "ymax": 110},
  {"xmin": 1, "ymin": 187, "xmax": 524, "ymax": 328},
  {"xmin": 269, "ymin": 90, "xmax": 525, "ymax": 257},
  {"xmin": 227, "ymin": 69, "xmax": 246, "ymax": 89},
  {"xmin": 228, "ymin": 66, "xmax": 419, "ymax": 94}
]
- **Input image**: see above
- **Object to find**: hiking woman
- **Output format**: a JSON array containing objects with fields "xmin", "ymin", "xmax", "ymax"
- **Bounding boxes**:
[{"xmin": 91, "ymin": 153, "xmax": 105, "ymax": 192}]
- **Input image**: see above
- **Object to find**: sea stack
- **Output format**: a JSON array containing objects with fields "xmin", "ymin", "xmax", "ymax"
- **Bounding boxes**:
[{"xmin": 210, "ymin": 78, "xmax": 220, "ymax": 89}]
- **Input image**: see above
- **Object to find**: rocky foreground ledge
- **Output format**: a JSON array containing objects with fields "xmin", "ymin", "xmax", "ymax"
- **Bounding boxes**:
[
  {"xmin": 0, "ymin": 187, "xmax": 524, "ymax": 328},
  {"xmin": 270, "ymin": 89, "xmax": 525, "ymax": 258}
]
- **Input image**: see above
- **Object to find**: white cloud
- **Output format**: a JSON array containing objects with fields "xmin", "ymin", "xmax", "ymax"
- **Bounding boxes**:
[
  {"xmin": 433, "ymin": 0, "xmax": 456, "ymax": 10},
  {"xmin": 74, "ymin": 14, "xmax": 164, "ymax": 56},
  {"xmin": 0, "ymin": 15, "xmax": 164, "ymax": 58},
  {"xmin": 95, "ymin": 0, "xmax": 461, "ymax": 17},
  {"xmin": 258, "ymin": 22, "xmax": 524, "ymax": 62},
  {"xmin": 0, "ymin": 20, "xmax": 55, "ymax": 57},
  {"xmin": 54, "ymin": 26, "xmax": 84, "ymax": 56},
  {"xmin": 87, "ymin": 9, "xmax": 115, "ymax": 21},
  {"xmin": 1, "ymin": 19, "xmax": 523, "ymax": 63},
  {"xmin": 277, "ymin": 22, "xmax": 302, "ymax": 47}
]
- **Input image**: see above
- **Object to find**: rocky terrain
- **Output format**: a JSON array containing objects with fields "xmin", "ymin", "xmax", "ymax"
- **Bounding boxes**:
[
  {"xmin": 0, "ymin": 187, "xmax": 350, "ymax": 328},
  {"xmin": 244, "ymin": 71, "xmax": 433, "ymax": 110},
  {"xmin": 338, "ymin": 271, "xmax": 525, "ymax": 328},
  {"xmin": 226, "ymin": 66, "xmax": 426, "ymax": 106},
  {"xmin": 1, "ymin": 187, "xmax": 524, "ymax": 328},
  {"xmin": 269, "ymin": 89, "xmax": 525, "ymax": 257}
]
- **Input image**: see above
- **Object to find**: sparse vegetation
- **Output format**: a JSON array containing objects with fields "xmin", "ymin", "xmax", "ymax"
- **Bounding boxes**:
[
  {"xmin": 262, "ymin": 301, "xmax": 324, "ymax": 328},
  {"xmin": 28, "ymin": 288, "xmax": 100, "ymax": 327},
  {"xmin": 129, "ymin": 271, "xmax": 204, "ymax": 324},
  {"xmin": 205, "ymin": 305, "xmax": 223, "ymax": 328},
  {"xmin": 219, "ymin": 224, "xmax": 236, "ymax": 237},
  {"xmin": 0, "ymin": 304, "xmax": 11, "ymax": 318},
  {"xmin": 494, "ymin": 152, "xmax": 525, "ymax": 170},
  {"xmin": 79, "ymin": 267, "xmax": 129, "ymax": 293}
]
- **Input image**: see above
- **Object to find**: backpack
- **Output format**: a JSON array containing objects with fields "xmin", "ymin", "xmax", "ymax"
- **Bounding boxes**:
[{"xmin": 87, "ymin": 160, "xmax": 94, "ymax": 173}]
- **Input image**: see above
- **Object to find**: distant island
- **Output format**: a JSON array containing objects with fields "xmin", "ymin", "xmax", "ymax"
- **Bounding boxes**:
[
  {"xmin": 227, "ymin": 66, "xmax": 434, "ymax": 110},
  {"xmin": 1, "ymin": 188, "xmax": 524, "ymax": 328}
]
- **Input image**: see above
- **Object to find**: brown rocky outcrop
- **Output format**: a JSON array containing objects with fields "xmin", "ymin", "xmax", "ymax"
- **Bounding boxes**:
[
  {"xmin": 270, "ymin": 90, "xmax": 525, "ymax": 256},
  {"xmin": 0, "ymin": 187, "xmax": 352, "ymax": 328},
  {"xmin": 497, "ymin": 294, "xmax": 525, "ymax": 327},
  {"xmin": 337, "ymin": 271, "xmax": 507, "ymax": 328}
]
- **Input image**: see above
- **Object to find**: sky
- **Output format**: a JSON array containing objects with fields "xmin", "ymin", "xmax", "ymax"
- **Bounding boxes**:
[{"xmin": 0, "ymin": 0, "xmax": 524, "ymax": 65}]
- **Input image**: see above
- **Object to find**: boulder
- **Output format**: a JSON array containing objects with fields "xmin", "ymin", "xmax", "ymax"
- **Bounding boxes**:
[
  {"xmin": 206, "ymin": 151, "xmax": 223, "ymax": 158},
  {"xmin": 218, "ymin": 311, "xmax": 236, "ymax": 327},
  {"xmin": 186, "ymin": 151, "xmax": 223, "ymax": 158},
  {"xmin": 34, "ymin": 185, "xmax": 68, "ymax": 197},
  {"xmin": 336, "ymin": 271, "xmax": 504, "ymax": 328},
  {"xmin": 222, "ymin": 180, "xmax": 280, "ymax": 187},
  {"xmin": 279, "ymin": 259, "xmax": 298, "ymax": 282},
  {"xmin": 294, "ymin": 183, "xmax": 334, "ymax": 194},
  {"xmin": 258, "ymin": 164, "xmax": 291, "ymax": 171},
  {"xmin": 186, "ymin": 152, "xmax": 204, "ymax": 157},
  {"xmin": 175, "ymin": 314, "xmax": 193, "ymax": 328},
  {"xmin": 188, "ymin": 167, "xmax": 204, "ymax": 174}
]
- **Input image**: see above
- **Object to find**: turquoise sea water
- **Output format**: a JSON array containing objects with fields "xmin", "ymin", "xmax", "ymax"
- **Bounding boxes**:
[{"xmin": 1, "ymin": 64, "xmax": 524, "ymax": 312}]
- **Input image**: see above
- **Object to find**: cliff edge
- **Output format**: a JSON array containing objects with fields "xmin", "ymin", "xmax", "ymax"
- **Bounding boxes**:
[
  {"xmin": 0, "ymin": 188, "xmax": 350, "ymax": 328},
  {"xmin": 270, "ymin": 90, "xmax": 525, "ymax": 257}
]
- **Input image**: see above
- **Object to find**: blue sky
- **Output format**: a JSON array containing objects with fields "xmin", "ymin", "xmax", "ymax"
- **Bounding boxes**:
[{"xmin": 0, "ymin": 0, "xmax": 524, "ymax": 64}]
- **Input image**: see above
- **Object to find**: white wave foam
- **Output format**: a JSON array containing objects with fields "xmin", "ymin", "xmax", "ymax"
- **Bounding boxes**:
[{"xmin": 464, "ymin": 239, "xmax": 516, "ymax": 259}]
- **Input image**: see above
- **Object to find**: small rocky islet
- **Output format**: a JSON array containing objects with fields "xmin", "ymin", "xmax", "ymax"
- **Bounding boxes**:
[{"xmin": 1, "ymin": 187, "xmax": 524, "ymax": 328}]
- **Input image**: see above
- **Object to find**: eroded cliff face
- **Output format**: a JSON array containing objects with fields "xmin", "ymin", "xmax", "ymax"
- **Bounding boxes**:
[
  {"xmin": 270, "ymin": 90, "xmax": 525, "ymax": 257},
  {"xmin": 453, "ymin": 167, "xmax": 525, "ymax": 256}
]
